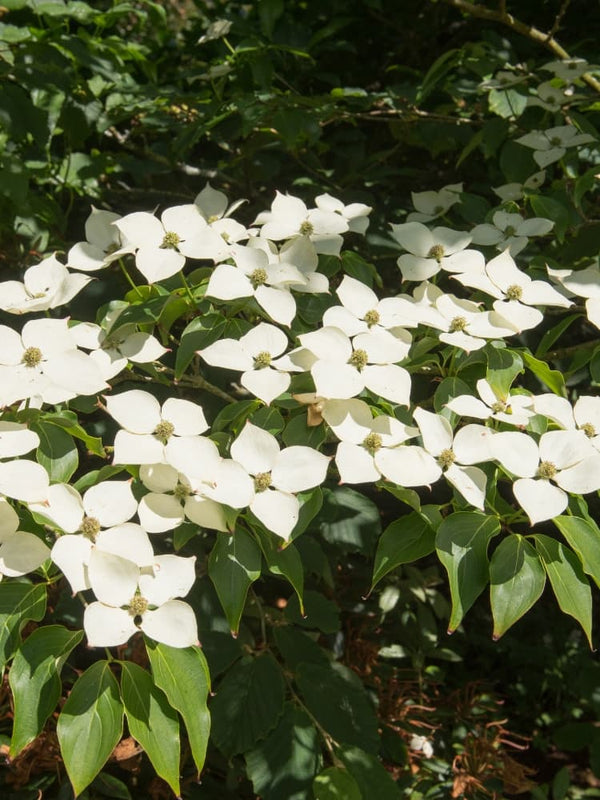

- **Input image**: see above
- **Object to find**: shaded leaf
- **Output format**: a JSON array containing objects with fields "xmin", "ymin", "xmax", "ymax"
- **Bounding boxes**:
[
  {"xmin": 489, "ymin": 535, "xmax": 545, "ymax": 639},
  {"xmin": 371, "ymin": 512, "xmax": 435, "ymax": 592},
  {"xmin": 208, "ymin": 530, "xmax": 262, "ymax": 634}
]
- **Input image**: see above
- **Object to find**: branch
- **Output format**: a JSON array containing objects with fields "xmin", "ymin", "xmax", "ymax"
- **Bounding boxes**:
[{"xmin": 439, "ymin": 0, "xmax": 600, "ymax": 94}]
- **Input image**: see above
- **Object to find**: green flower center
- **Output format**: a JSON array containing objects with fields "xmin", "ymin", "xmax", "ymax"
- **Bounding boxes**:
[
  {"xmin": 299, "ymin": 220, "xmax": 314, "ymax": 236},
  {"xmin": 491, "ymin": 400, "xmax": 507, "ymax": 414},
  {"xmin": 154, "ymin": 420, "xmax": 175, "ymax": 443},
  {"xmin": 207, "ymin": 214, "xmax": 220, "ymax": 224},
  {"xmin": 128, "ymin": 595, "xmax": 149, "ymax": 617},
  {"xmin": 537, "ymin": 460, "xmax": 557, "ymax": 480},
  {"xmin": 161, "ymin": 231, "xmax": 181, "ymax": 249},
  {"xmin": 364, "ymin": 309, "xmax": 380, "ymax": 327},
  {"xmin": 80, "ymin": 516, "xmax": 101, "ymax": 541},
  {"xmin": 250, "ymin": 268, "xmax": 268, "ymax": 288},
  {"xmin": 174, "ymin": 482, "xmax": 191, "ymax": 500},
  {"xmin": 449, "ymin": 316, "xmax": 468, "ymax": 333},
  {"xmin": 506, "ymin": 284, "xmax": 523, "ymax": 301},
  {"xmin": 549, "ymin": 136, "xmax": 562, "ymax": 147},
  {"xmin": 254, "ymin": 351, "xmax": 272, "ymax": 369},
  {"xmin": 363, "ymin": 432, "xmax": 383, "ymax": 455},
  {"xmin": 22, "ymin": 346, "xmax": 42, "ymax": 368},
  {"xmin": 105, "ymin": 242, "xmax": 120, "ymax": 256},
  {"xmin": 254, "ymin": 472, "xmax": 272, "ymax": 492},
  {"xmin": 581, "ymin": 422, "xmax": 596, "ymax": 438},
  {"xmin": 348, "ymin": 348, "xmax": 369, "ymax": 371},
  {"xmin": 428, "ymin": 244, "xmax": 445, "ymax": 262},
  {"xmin": 438, "ymin": 448, "xmax": 456, "ymax": 470},
  {"xmin": 504, "ymin": 225, "xmax": 517, "ymax": 237},
  {"xmin": 433, "ymin": 205, "xmax": 444, "ymax": 214}
]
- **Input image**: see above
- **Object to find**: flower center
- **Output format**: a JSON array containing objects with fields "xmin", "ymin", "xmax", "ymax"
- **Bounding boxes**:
[
  {"xmin": 253, "ymin": 351, "xmax": 272, "ymax": 369},
  {"xmin": 207, "ymin": 214, "xmax": 220, "ymax": 224},
  {"xmin": 80, "ymin": 516, "xmax": 101, "ymax": 541},
  {"xmin": 250, "ymin": 268, "xmax": 268, "ymax": 288},
  {"xmin": 449, "ymin": 316, "xmax": 468, "ymax": 333},
  {"xmin": 581, "ymin": 422, "xmax": 596, "ymax": 438},
  {"xmin": 433, "ymin": 204, "xmax": 444, "ymax": 214},
  {"xmin": 537, "ymin": 460, "xmax": 557, "ymax": 480},
  {"xmin": 22, "ymin": 346, "xmax": 42, "ymax": 368},
  {"xmin": 174, "ymin": 482, "xmax": 191, "ymax": 500},
  {"xmin": 299, "ymin": 220, "xmax": 314, "ymax": 236},
  {"xmin": 105, "ymin": 242, "xmax": 120, "ymax": 256},
  {"xmin": 254, "ymin": 472, "xmax": 272, "ymax": 492},
  {"xmin": 364, "ymin": 309, "xmax": 380, "ymax": 327},
  {"xmin": 153, "ymin": 420, "xmax": 175, "ymax": 443},
  {"xmin": 491, "ymin": 400, "xmax": 507, "ymax": 414},
  {"xmin": 506, "ymin": 284, "xmax": 523, "ymax": 301},
  {"xmin": 348, "ymin": 348, "xmax": 369, "ymax": 371},
  {"xmin": 549, "ymin": 136, "xmax": 562, "ymax": 147},
  {"xmin": 438, "ymin": 448, "xmax": 456, "ymax": 470},
  {"xmin": 362, "ymin": 432, "xmax": 383, "ymax": 455},
  {"xmin": 161, "ymin": 231, "xmax": 181, "ymax": 249},
  {"xmin": 428, "ymin": 244, "xmax": 445, "ymax": 262},
  {"xmin": 128, "ymin": 595, "xmax": 149, "ymax": 617}
]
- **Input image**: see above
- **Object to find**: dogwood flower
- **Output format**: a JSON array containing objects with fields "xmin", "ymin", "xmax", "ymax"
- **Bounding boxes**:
[
  {"xmin": 0, "ymin": 254, "xmax": 92, "ymax": 314},
  {"xmin": 492, "ymin": 171, "xmax": 546, "ymax": 202},
  {"xmin": 470, "ymin": 212, "xmax": 553, "ymax": 256},
  {"xmin": 194, "ymin": 182, "xmax": 246, "ymax": 222},
  {"xmin": 314, "ymin": 193, "xmax": 372, "ymax": 234},
  {"xmin": 254, "ymin": 191, "xmax": 349, "ymax": 254},
  {"xmin": 516, "ymin": 124, "xmax": 595, "ymax": 168},
  {"xmin": 541, "ymin": 58, "xmax": 594, "ymax": 81},
  {"xmin": 0, "ymin": 498, "xmax": 50, "ymax": 579},
  {"xmin": 406, "ymin": 183, "xmax": 462, "ymax": 223},
  {"xmin": 198, "ymin": 322, "xmax": 291, "ymax": 405},
  {"xmin": 245, "ymin": 235, "xmax": 328, "ymax": 294},
  {"xmin": 105, "ymin": 390, "xmax": 209, "ymax": 465},
  {"xmin": 547, "ymin": 263, "xmax": 600, "ymax": 330},
  {"xmin": 230, "ymin": 422, "xmax": 330, "ymax": 540},
  {"xmin": 446, "ymin": 379, "xmax": 534, "ymax": 426},
  {"xmin": 67, "ymin": 207, "xmax": 131, "ymax": 272},
  {"xmin": 490, "ymin": 430, "xmax": 600, "ymax": 524},
  {"xmin": 376, "ymin": 408, "xmax": 494, "ymax": 509},
  {"xmin": 84, "ymin": 552, "xmax": 198, "ymax": 648},
  {"xmin": 532, "ymin": 394, "xmax": 600, "ymax": 451},
  {"xmin": 429, "ymin": 293, "xmax": 516, "ymax": 352},
  {"xmin": 391, "ymin": 222, "xmax": 484, "ymax": 281}
]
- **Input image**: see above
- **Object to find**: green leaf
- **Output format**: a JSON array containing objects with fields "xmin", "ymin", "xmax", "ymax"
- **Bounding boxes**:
[
  {"xmin": 285, "ymin": 589, "xmax": 340, "ymax": 634},
  {"xmin": 246, "ymin": 703, "xmax": 320, "ymax": 800},
  {"xmin": 0, "ymin": 582, "xmax": 46, "ymax": 676},
  {"xmin": 253, "ymin": 528, "xmax": 304, "ymax": 612},
  {"xmin": 295, "ymin": 662, "xmax": 380, "ymax": 753},
  {"xmin": 258, "ymin": 0, "xmax": 284, "ymax": 38},
  {"xmin": 251, "ymin": 405, "xmax": 285, "ymax": 435},
  {"xmin": 371, "ymin": 512, "xmax": 436, "ymax": 591},
  {"xmin": 9, "ymin": 625, "xmax": 83, "ymax": 757},
  {"xmin": 522, "ymin": 351, "xmax": 566, "ymax": 395},
  {"xmin": 57, "ymin": 661, "xmax": 123, "ymax": 797},
  {"xmin": 120, "ymin": 661, "xmax": 180, "ymax": 796},
  {"xmin": 313, "ymin": 767, "xmax": 361, "ymax": 800},
  {"xmin": 90, "ymin": 772, "xmax": 131, "ymax": 799},
  {"xmin": 485, "ymin": 345, "xmax": 523, "ymax": 397},
  {"xmin": 273, "ymin": 626, "xmax": 329, "ymax": 670},
  {"xmin": 554, "ymin": 516, "xmax": 600, "ymax": 589},
  {"xmin": 210, "ymin": 653, "xmax": 285, "ymax": 757},
  {"xmin": 535, "ymin": 314, "xmax": 579, "ymax": 358},
  {"xmin": 31, "ymin": 421, "xmax": 78, "ymax": 482},
  {"xmin": 417, "ymin": 48, "xmax": 461, "ymax": 103},
  {"xmin": 489, "ymin": 535, "xmax": 545, "ymax": 640},
  {"xmin": 436, "ymin": 512, "xmax": 500, "ymax": 633},
  {"xmin": 433, "ymin": 376, "xmax": 471, "ymax": 422},
  {"xmin": 208, "ymin": 530, "xmax": 262, "ymax": 634},
  {"xmin": 175, "ymin": 313, "xmax": 226, "ymax": 379},
  {"xmin": 488, "ymin": 88, "xmax": 528, "ymax": 118},
  {"xmin": 338, "ymin": 745, "xmax": 402, "ymax": 799},
  {"xmin": 535, "ymin": 534, "xmax": 593, "ymax": 647},
  {"xmin": 317, "ymin": 487, "xmax": 381, "ymax": 554},
  {"xmin": 282, "ymin": 413, "xmax": 326, "ymax": 449},
  {"xmin": 145, "ymin": 641, "xmax": 210, "ymax": 775},
  {"xmin": 529, "ymin": 195, "xmax": 570, "ymax": 242},
  {"xmin": 212, "ymin": 399, "xmax": 259, "ymax": 435},
  {"xmin": 379, "ymin": 483, "xmax": 421, "ymax": 512}
]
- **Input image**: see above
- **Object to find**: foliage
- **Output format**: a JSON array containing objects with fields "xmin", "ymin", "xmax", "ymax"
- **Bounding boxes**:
[{"xmin": 2, "ymin": 1, "xmax": 600, "ymax": 799}]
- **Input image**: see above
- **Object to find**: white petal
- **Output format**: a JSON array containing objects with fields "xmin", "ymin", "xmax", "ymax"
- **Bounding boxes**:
[
  {"xmin": 88, "ymin": 548, "xmax": 140, "ymax": 606},
  {"xmin": 200, "ymin": 339, "xmax": 252, "ymax": 371},
  {"xmin": 119, "ymin": 332, "xmax": 168, "ymax": 364},
  {"xmin": 84, "ymin": 603, "xmax": 139, "ymax": 647},
  {"xmin": 206, "ymin": 264, "xmax": 252, "ymax": 300},
  {"xmin": 43, "ymin": 351, "xmax": 108, "ymax": 397},
  {"xmin": 255, "ymin": 285, "xmax": 297, "ymax": 327},
  {"xmin": 113, "ymin": 431, "xmax": 165, "ymax": 465},
  {"xmin": 162, "ymin": 398, "xmax": 208, "ymax": 436},
  {"xmin": 375, "ymin": 445, "xmax": 441, "ymax": 487},
  {"xmin": 556, "ymin": 455, "xmax": 600, "ymax": 494},
  {"xmin": 513, "ymin": 478, "xmax": 567, "ymax": 524},
  {"xmin": 272, "ymin": 446, "xmax": 329, "ymax": 492},
  {"xmin": 230, "ymin": 422, "xmax": 280, "ymax": 474},
  {"xmin": 533, "ymin": 394, "xmax": 575, "ymax": 430},
  {"xmin": 0, "ymin": 531, "xmax": 50, "ymax": 577},
  {"xmin": 96, "ymin": 523, "xmax": 154, "ymax": 566},
  {"xmin": 184, "ymin": 495, "xmax": 228, "ymax": 531},
  {"xmin": 139, "ymin": 554, "xmax": 196, "ymax": 605},
  {"xmin": 445, "ymin": 464, "xmax": 486, "ymax": 510},
  {"xmin": 138, "ymin": 494, "xmax": 185, "ymax": 533},
  {"xmin": 105, "ymin": 390, "xmax": 161, "ymax": 433},
  {"xmin": 140, "ymin": 600, "xmax": 199, "ymax": 647},
  {"xmin": 353, "ymin": 328, "xmax": 410, "ymax": 363},
  {"xmin": 203, "ymin": 459, "xmax": 255, "ymax": 508},
  {"xmin": 299, "ymin": 327, "xmax": 352, "ymax": 361},
  {"xmin": 0, "ymin": 461, "xmax": 49, "ymax": 502},
  {"xmin": 51, "ymin": 535, "xmax": 92, "ymax": 593},
  {"xmin": 446, "ymin": 395, "xmax": 491, "ymax": 419},
  {"xmin": 453, "ymin": 424, "xmax": 495, "ymax": 464},
  {"xmin": 29, "ymin": 483, "xmax": 83, "ymax": 533},
  {"xmin": 413, "ymin": 407, "xmax": 453, "ymax": 455},
  {"xmin": 165, "ymin": 436, "xmax": 221, "ymax": 480},
  {"xmin": 251, "ymin": 489, "xmax": 299, "ymax": 540},
  {"xmin": 311, "ymin": 361, "xmax": 365, "ymax": 400},
  {"xmin": 363, "ymin": 364, "xmax": 411, "ymax": 405},
  {"xmin": 84, "ymin": 480, "xmax": 137, "ymax": 527},
  {"xmin": 241, "ymin": 368, "xmax": 290, "ymax": 405},
  {"xmin": 114, "ymin": 212, "xmax": 164, "ymax": 248},
  {"xmin": 335, "ymin": 442, "xmax": 379, "ymax": 484},
  {"xmin": 322, "ymin": 398, "xmax": 373, "ymax": 443},
  {"xmin": 539, "ymin": 430, "xmax": 591, "ymax": 470},
  {"xmin": 337, "ymin": 275, "xmax": 377, "ymax": 318},
  {"xmin": 0, "ymin": 498, "xmax": 18, "ymax": 540},
  {"xmin": 490, "ymin": 432, "xmax": 538, "ymax": 477},
  {"xmin": 140, "ymin": 463, "xmax": 179, "ymax": 493}
]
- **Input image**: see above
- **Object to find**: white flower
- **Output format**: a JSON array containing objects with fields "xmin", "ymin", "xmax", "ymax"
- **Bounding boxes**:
[
  {"xmin": 376, "ymin": 408, "xmax": 493, "ymax": 509},
  {"xmin": 446, "ymin": 379, "xmax": 534, "ymax": 426},
  {"xmin": 516, "ymin": 125, "xmax": 595, "ymax": 168},
  {"xmin": 532, "ymin": 394, "xmax": 600, "ymax": 451},
  {"xmin": 292, "ymin": 326, "xmax": 412, "ymax": 404},
  {"xmin": 67, "ymin": 207, "xmax": 131, "ymax": 272},
  {"xmin": 105, "ymin": 390, "xmax": 208, "ymax": 465},
  {"xmin": 84, "ymin": 552, "xmax": 198, "ymax": 648},
  {"xmin": 254, "ymin": 191, "xmax": 349, "ymax": 254},
  {"xmin": 541, "ymin": 58, "xmax": 593, "ymax": 81},
  {"xmin": 390, "ymin": 222, "xmax": 484, "ymax": 281},
  {"xmin": 0, "ymin": 497, "xmax": 50, "ymax": 579},
  {"xmin": 406, "ymin": 183, "xmax": 462, "ymax": 223},
  {"xmin": 454, "ymin": 250, "xmax": 570, "ymax": 333},
  {"xmin": 194, "ymin": 182, "xmax": 246, "ymax": 223},
  {"xmin": 230, "ymin": 422, "xmax": 330, "ymax": 540},
  {"xmin": 0, "ymin": 318, "xmax": 108, "ymax": 407},
  {"xmin": 410, "ymin": 735, "xmax": 434, "ymax": 759},
  {"xmin": 492, "ymin": 171, "xmax": 545, "ymax": 202},
  {"xmin": 246, "ymin": 235, "xmax": 328, "ymax": 294},
  {"xmin": 490, "ymin": 429, "xmax": 600, "ymax": 524},
  {"xmin": 0, "ymin": 254, "xmax": 92, "ymax": 314},
  {"xmin": 546, "ymin": 263, "xmax": 600, "ymax": 331},
  {"xmin": 314, "ymin": 193, "xmax": 372, "ymax": 234},
  {"xmin": 138, "ymin": 463, "xmax": 229, "ymax": 533},
  {"xmin": 527, "ymin": 81, "xmax": 573, "ymax": 111},
  {"xmin": 198, "ymin": 322, "xmax": 291, "ymax": 405},
  {"xmin": 114, "ymin": 206, "xmax": 225, "ymax": 283},
  {"xmin": 429, "ymin": 292, "xmax": 516, "ymax": 352},
  {"xmin": 30, "ymin": 480, "xmax": 137, "ymax": 535},
  {"xmin": 322, "ymin": 399, "xmax": 418, "ymax": 484},
  {"xmin": 470, "ymin": 211, "xmax": 553, "ymax": 256}
]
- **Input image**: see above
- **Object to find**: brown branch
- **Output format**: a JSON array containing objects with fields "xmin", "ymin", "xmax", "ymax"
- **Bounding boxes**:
[
  {"xmin": 439, "ymin": 0, "xmax": 600, "ymax": 94},
  {"xmin": 547, "ymin": 0, "xmax": 571, "ymax": 40}
]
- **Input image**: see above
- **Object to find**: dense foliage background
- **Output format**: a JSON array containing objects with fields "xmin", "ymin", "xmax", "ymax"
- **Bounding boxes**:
[{"xmin": 2, "ymin": 1, "xmax": 600, "ymax": 798}]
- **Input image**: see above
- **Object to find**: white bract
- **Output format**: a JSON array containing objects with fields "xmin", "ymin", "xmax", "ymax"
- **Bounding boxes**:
[
  {"xmin": 67, "ymin": 207, "xmax": 131, "ymax": 272},
  {"xmin": 391, "ymin": 222, "xmax": 483, "ymax": 281},
  {"xmin": 314, "ymin": 193, "xmax": 372, "ymax": 234},
  {"xmin": 0, "ymin": 497, "xmax": 50, "ymax": 579},
  {"xmin": 490, "ymin": 430, "xmax": 600, "ymax": 524},
  {"xmin": 407, "ymin": 183, "xmax": 462, "ymax": 223},
  {"xmin": 230, "ymin": 422, "xmax": 329, "ymax": 540},
  {"xmin": 532, "ymin": 394, "xmax": 600, "ymax": 451},
  {"xmin": 516, "ymin": 125, "xmax": 595, "ymax": 168},
  {"xmin": 470, "ymin": 211, "xmax": 553, "ymax": 256},
  {"xmin": 446, "ymin": 379, "xmax": 534, "ymax": 426},
  {"xmin": 0, "ymin": 254, "xmax": 92, "ymax": 314}
]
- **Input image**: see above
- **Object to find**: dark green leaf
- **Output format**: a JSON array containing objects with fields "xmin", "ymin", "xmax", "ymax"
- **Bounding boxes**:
[
  {"xmin": 285, "ymin": 589, "xmax": 340, "ymax": 633},
  {"xmin": 208, "ymin": 530, "xmax": 262, "ymax": 634},
  {"xmin": 273, "ymin": 626, "xmax": 329, "ymax": 670},
  {"xmin": 522, "ymin": 351, "xmax": 566, "ymax": 395},
  {"xmin": 529, "ymin": 195, "xmax": 570, "ymax": 242},
  {"xmin": 32, "ymin": 421, "xmax": 78, "ymax": 482},
  {"xmin": 371, "ymin": 512, "xmax": 436, "ymax": 591},
  {"xmin": 554, "ymin": 515, "xmax": 600, "ymax": 589},
  {"xmin": 489, "ymin": 535, "xmax": 545, "ymax": 639},
  {"xmin": 57, "ymin": 661, "xmax": 123, "ymax": 797},
  {"xmin": 485, "ymin": 345, "xmax": 523, "ymax": 398},
  {"xmin": 254, "ymin": 528, "xmax": 304, "ymax": 611},
  {"xmin": 338, "ymin": 745, "xmax": 402, "ymax": 799},
  {"xmin": 317, "ymin": 487, "xmax": 381, "ymax": 554},
  {"xmin": 313, "ymin": 766, "xmax": 361, "ymax": 800},
  {"xmin": 0, "ymin": 582, "xmax": 46, "ymax": 676}
]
